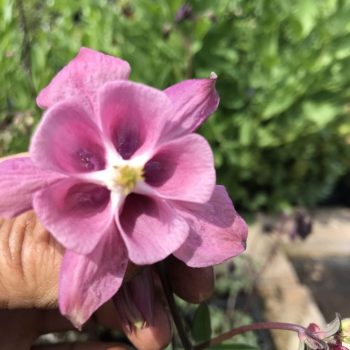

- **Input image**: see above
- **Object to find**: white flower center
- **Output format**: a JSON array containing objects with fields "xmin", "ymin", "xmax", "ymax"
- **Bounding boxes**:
[{"xmin": 83, "ymin": 152, "xmax": 149, "ymax": 199}]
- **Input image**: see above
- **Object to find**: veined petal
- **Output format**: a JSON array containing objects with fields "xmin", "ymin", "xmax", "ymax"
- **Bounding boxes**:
[
  {"xmin": 143, "ymin": 134, "xmax": 215, "ymax": 203},
  {"xmin": 30, "ymin": 100, "xmax": 106, "ymax": 174},
  {"xmin": 117, "ymin": 194, "xmax": 189, "ymax": 265},
  {"xmin": 163, "ymin": 75, "xmax": 219, "ymax": 139},
  {"xmin": 174, "ymin": 185, "xmax": 248, "ymax": 267},
  {"xmin": 33, "ymin": 179, "xmax": 113, "ymax": 254},
  {"xmin": 113, "ymin": 267, "xmax": 155, "ymax": 331},
  {"xmin": 37, "ymin": 47, "xmax": 131, "ymax": 115},
  {"xmin": 98, "ymin": 81, "xmax": 173, "ymax": 159},
  {"xmin": 59, "ymin": 226, "xmax": 127, "ymax": 329},
  {"xmin": 0, "ymin": 157, "xmax": 65, "ymax": 217}
]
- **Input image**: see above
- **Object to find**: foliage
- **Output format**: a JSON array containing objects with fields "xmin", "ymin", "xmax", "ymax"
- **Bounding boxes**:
[
  {"xmin": 172, "ymin": 257, "xmax": 260, "ymax": 348},
  {"xmin": 192, "ymin": 303, "xmax": 212, "ymax": 343},
  {"xmin": 1, "ymin": 0, "xmax": 350, "ymax": 211}
]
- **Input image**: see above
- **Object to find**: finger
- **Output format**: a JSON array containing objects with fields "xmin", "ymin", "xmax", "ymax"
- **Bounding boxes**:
[
  {"xmin": 96, "ymin": 297, "xmax": 171, "ymax": 350},
  {"xmin": 31, "ymin": 342, "xmax": 132, "ymax": 350},
  {"xmin": 0, "ymin": 211, "xmax": 63, "ymax": 309},
  {"xmin": 0, "ymin": 155, "xmax": 62, "ymax": 309},
  {"xmin": 165, "ymin": 256, "xmax": 214, "ymax": 303},
  {"xmin": 0, "ymin": 209, "xmax": 140, "ymax": 310},
  {"xmin": 122, "ymin": 297, "xmax": 172, "ymax": 350}
]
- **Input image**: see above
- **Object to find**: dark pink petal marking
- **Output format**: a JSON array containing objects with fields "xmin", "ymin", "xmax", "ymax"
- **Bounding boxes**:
[
  {"xmin": 144, "ymin": 134, "xmax": 215, "ymax": 203},
  {"xmin": 37, "ymin": 47, "xmax": 131, "ymax": 115},
  {"xmin": 0, "ymin": 157, "xmax": 65, "ymax": 217},
  {"xmin": 111, "ymin": 115, "xmax": 145, "ymax": 160},
  {"xmin": 98, "ymin": 81, "xmax": 174, "ymax": 158},
  {"xmin": 117, "ymin": 194, "xmax": 189, "ymax": 265},
  {"xmin": 174, "ymin": 185, "xmax": 248, "ymax": 267},
  {"xmin": 59, "ymin": 226, "xmax": 127, "ymax": 329},
  {"xmin": 163, "ymin": 76, "xmax": 219, "ymax": 139},
  {"xmin": 30, "ymin": 100, "xmax": 106, "ymax": 174},
  {"xmin": 64, "ymin": 183, "xmax": 110, "ymax": 215},
  {"xmin": 143, "ymin": 152, "xmax": 175, "ymax": 187},
  {"xmin": 33, "ymin": 179, "xmax": 112, "ymax": 254}
]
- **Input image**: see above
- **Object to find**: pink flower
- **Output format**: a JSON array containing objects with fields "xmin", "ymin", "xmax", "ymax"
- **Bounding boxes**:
[
  {"xmin": 113, "ymin": 267, "xmax": 155, "ymax": 332},
  {"xmin": 0, "ymin": 48, "xmax": 247, "ymax": 328},
  {"xmin": 299, "ymin": 315, "xmax": 349, "ymax": 350}
]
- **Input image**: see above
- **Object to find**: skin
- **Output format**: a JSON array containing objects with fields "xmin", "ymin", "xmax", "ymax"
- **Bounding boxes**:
[{"xmin": 0, "ymin": 155, "xmax": 215, "ymax": 350}]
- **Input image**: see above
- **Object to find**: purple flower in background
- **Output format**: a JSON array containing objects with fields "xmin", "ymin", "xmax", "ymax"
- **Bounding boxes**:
[
  {"xmin": 175, "ymin": 3, "xmax": 193, "ymax": 23},
  {"xmin": 0, "ymin": 48, "xmax": 247, "ymax": 328}
]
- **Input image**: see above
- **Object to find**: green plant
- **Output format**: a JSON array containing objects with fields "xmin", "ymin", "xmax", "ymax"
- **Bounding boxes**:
[{"xmin": 1, "ymin": 0, "xmax": 350, "ymax": 211}]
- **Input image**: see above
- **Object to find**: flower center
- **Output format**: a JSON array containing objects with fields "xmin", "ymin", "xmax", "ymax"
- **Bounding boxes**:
[{"xmin": 114, "ymin": 164, "xmax": 144, "ymax": 195}]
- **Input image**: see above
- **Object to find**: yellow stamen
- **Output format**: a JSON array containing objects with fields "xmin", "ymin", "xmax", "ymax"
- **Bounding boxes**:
[
  {"xmin": 115, "ymin": 164, "xmax": 144, "ymax": 195},
  {"xmin": 133, "ymin": 320, "xmax": 145, "ymax": 329}
]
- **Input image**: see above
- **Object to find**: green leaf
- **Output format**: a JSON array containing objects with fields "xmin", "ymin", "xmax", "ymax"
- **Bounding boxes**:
[
  {"xmin": 302, "ymin": 101, "xmax": 339, "ymax": 127},
  {"xmin": 2, "ymin": 0, "xmax": 13, "ymax": 24},
  {"xmin": 293, "ymin": 0, "xmax": 319, "ymax": 38},
  {"xmin": 192, "ymin": 303, "xmax": 212, "ymax": 343}
]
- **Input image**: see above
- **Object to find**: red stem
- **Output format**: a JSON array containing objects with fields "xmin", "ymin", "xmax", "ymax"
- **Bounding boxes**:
[{"xmin": 194, "ymin": 321, "xmax": 328, "ymax": 350}]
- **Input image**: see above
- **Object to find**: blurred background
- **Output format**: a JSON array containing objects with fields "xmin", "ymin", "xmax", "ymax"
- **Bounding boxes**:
[
  {"xmin": 1, "ymin": 1, "xmax": 350, "ymax": 349},
  {"xmin": 1, "ymin": 0, "xmax": 350, "ymax": 213}
]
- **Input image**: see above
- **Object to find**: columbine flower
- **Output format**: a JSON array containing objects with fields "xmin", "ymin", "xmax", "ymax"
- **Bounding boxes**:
[
  {"xmin": 0, "ymin": 48, "xmax": 247, "ymax": 328},
  {"xmin": 299, "ymin": 314, "xmax": 349, "ymax": 350},
  {"xmin": 113, "ymin": 267, "xmax": 155, "ymax": 332}
]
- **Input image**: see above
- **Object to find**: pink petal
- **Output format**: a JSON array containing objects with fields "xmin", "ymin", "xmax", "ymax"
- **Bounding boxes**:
[
  {"xmin": 113, "ymin": 267, "xmax": 155, "ymax": 331},
  {"xmin": 98, "ymin": 81, "xmax": 173, "ymax": 159},
  {"xmin": 174, "ymin": 185, "xmax": 248, "ymax": 268},
  {"xmin": 37, "ymin": 47, "xmax": 131, "ymax": 115},
  {"xmin": 33, "ymin": 179, "xmax": 112, "ymax": 254},
  {"xmin": 0, "ymin": 157, "xmax": 65, "ymax": 217},
  {"xmin": 143, "ymin": 134, "xmax": 215, "ymax": 203},
  {"xmin": 117, "ymin": 194, "xmax": 189, "ymax": 265},
  {"xmin": 59, "ymin": 226, "xmax": 127, "ymax": 329},
  {"xmin": 163, "ymin": 75, "xmax": 219, "ymax": 139},
  {"xmin": 30, "ymin": 100, "xmax": 106, "ymax": 174}
]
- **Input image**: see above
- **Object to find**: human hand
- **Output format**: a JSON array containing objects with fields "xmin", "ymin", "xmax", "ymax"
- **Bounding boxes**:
[{"xmin": 0, "ymin": 156, "xmax": 214, "ymax": 350}]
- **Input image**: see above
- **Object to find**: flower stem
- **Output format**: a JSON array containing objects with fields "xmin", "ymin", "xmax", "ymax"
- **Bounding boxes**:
[
  {"xmin": 193, "ymin": 321, "xmax": 328, "ymax": 350},
  {"xmin": 156, "ymin": 262, "xmax": 193, "ymax": 350},
  {"xmin": 156, "ymin": 263, "xmax": 328, "ymax": 350}
]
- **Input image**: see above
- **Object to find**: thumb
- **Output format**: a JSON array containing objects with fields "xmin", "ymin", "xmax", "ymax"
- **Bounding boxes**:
[{"xmin": 0, "ymin": 210, "xmax": 63, "ymax": 309}]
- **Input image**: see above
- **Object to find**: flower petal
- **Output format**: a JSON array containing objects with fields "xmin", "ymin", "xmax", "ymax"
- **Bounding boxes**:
[
  {"xmin": 59, "ymin": 226, "xmax": 127, "ymax": 329},
  {"xmin": 113, "ymin": 267, "xmax": 155, "ymax": 331},
  {"xmin": 143, "ymin": 134, "xmax": 215, "ymax": 203},
  {"xmin": 33, "ymin": 179, "xmax": 112, "ymax": 254},
  {"xmin": 98, "ymin": 81, "xmax": 173, "ymax": 159},
  {"xmin": 37, "ymin": 47, "xmax": 131, "ymax": 115},
  {"xmin": 0, "ymin": 157, "xmax": 65, "ymax": 217},
  {"xmin": 117, "ymin": 194, "xmax": 189, "ymax": 265},
  {"xmin": 30, "ymin": 100, "xmax": 106, "ymax": 174},
  {"xmin": 174, "ymin": 185, "xmax": 248, "ymax": 267},
  {"xmin": 163, "ymin": 75, "xmax": 219, "ymax": 139}
]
